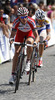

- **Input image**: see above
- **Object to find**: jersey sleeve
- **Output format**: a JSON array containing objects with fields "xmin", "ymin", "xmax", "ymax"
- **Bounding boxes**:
[
  {"xmin": 12, "ymin": 18, "xmax": 19, "ymax": 31},
  {"xmin": 12, "ymin": 24, "xmax": 17, "ymax": 32},
  {"xmin": 46, "ymin": 24, "xmax": 50, "ymax": 29},
  {"xmin": 45, "ymin": 17, "xmax": 51, "ymax": 29}
]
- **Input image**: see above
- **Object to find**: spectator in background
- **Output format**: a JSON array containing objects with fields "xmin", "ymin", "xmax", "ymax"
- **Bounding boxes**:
[
  {"xmin": 50, "ymin": 5, "xmax": 55, "ymax": 31},
  {"xmin": 10, "ymin": 8, "xmax": 15, "ymax": 23},
  {"xmin": 22, "ymin": 0, "xmax": 37, "ymax": 8},
  {"xmin": 4, "ymin": 6, "xmax": 12, "ymax": 31},
  {"xmin": 0, "ymin": 1, "xmax": 2, "ymax": 6},
  {"xmin": 47, "ymin": 5, "xmax": 55, "ymax": 22},
  {"xmin": 50, "ymin": 5, "xmax": 55, "ymax": 23},
  {"xmin": 10, "ymin": 0, "xmax": 18, "ymax": 7},
  {"xmin": 23, "ymin": 0, "xmax": 29, "ymax": 8},
  {"xmin": 18, "ymin": 0, "xmax": 37, "ymax": 3},
  {"xmin": 38, "ymin": 1, "xmax": 46, "ymax": 11},
  {"xmin": 28, "ymin": 3, "xmax": 39, "ymax": 18},
  {"xmin": 10, "ymin": 0, "xmax": 37, "ymax": 7},
  {"xmin": 23, "ymin": 0, "xmax": 37, "ymax": 3},
  {"xmin": 23, "ymin": 0, "xmax": 29, "ymax": 3},
  {"xmin": 0, "ymin": 6, "xmax": 9, "ymax": 38},
  {"xmin": 18, "ymin": 3, "xmax": 23, "ymax": 8},
  {"xmin": 47, "ymin": 5, "xmax": 52, "ymax": 19},
  {"xmin": 31, "ymin": 3, "xmax": 39, "ymax": 19},
  {"xmin": 29, "ymin": 0, "xmax": 37, "ymax": 3},
  {"xmin": 11, "ymin": 5, "xmax": 18, "ymax": 22},
  {"xmin": 38, "ymin": 1, "xmax": 48, "ymax": 15},
  {"xmin": 5, "ymin": 0, "xmax": 11, "ymax": 9}
]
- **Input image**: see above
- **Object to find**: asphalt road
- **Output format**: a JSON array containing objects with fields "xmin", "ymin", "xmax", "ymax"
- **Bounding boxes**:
[{"xmin": 0, "ymin": 45, "xmax": 55, "ymax": 100}]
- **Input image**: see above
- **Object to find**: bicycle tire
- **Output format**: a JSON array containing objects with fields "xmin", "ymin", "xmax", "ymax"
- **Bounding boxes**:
[
  {"xmin": 15, "ymin": 69, "xmax": 20, "ymax": 93},
  {"xmin": 28, "ymin": 47, "xmax": 36, "ymax": 85},
  {"xmin": 14, "ymin": 50, "xmax": 26, "ymax": 93},
  {"xmin": 14, "ymin": 53, "xmax": 24, "ymax": 93},
  {"xmin": 14, "ymin": 60, "xmax": 21, "ymax": 93},
  {"xmin": 32, "ymin": 56, "xmax": 35, "ymax": 82}
]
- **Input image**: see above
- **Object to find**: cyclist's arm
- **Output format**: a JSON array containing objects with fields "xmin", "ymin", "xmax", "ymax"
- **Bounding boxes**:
[
  {"xmin": 10, "ymin": 19, "xmax": 17, "ymax": 39},
  {"xmin": 10, "ymin": 28, "xmax": 17, "ymax": 38},
  {"xmin": 32, "ymin": 29, "xmax": 39, "ymax": 43},
  {"xmin": 9, "ymin": 28, "xmax": 17, "ymax": 44},
  {"xmin": 46, "ymin": 28, "xmax": 51, "ymax": 41},
  {"xmin": 45, "ymin": 18, "xmax": 51, "ymax": 41}
]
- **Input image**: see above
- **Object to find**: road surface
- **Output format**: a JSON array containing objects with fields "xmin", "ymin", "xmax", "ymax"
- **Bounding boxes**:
[{"xmin": 0, "ymin": 45, "xmax": 55, "ymax": 100}]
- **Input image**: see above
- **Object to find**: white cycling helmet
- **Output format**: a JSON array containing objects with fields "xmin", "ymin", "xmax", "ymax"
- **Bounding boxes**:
[
  {"xmin": 17, "ymin": 7, "xmax": 29, "ymax": 16},
  {"xmin": 35, "ymin": 9, "xmax": 45, "ymax": 20}
]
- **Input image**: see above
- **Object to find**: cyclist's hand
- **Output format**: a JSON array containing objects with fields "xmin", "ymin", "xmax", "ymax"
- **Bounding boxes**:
[
  {"xmin": 33, "ymin": 42, "xmax": 37, "ymax": 47},
  {"xmin": 44, "ymin": 40, "xmax": 48, "ymax": 47},
  {"xmin": 9, "ymin": 38, "xmax": 14, "ymax": 44}
]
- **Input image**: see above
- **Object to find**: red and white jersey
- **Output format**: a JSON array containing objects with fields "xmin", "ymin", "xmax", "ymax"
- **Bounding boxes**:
[{"xmin": 12, "ymin": 16, "xmax": 36, "ymax": 33}]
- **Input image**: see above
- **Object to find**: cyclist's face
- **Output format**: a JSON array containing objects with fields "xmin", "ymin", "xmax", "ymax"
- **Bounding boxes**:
[{"xmin": 19, "ymin": 15, "xmax": 28, "ymax": 24}]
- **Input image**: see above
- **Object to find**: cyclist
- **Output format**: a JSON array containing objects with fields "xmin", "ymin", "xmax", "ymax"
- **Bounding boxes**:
[
  {"xmin": 9, "ymin": 7, "xmax": 39, "ymax": 84},
  {"xmin": 35, "ymin": 9, "xmax": 51, "ymax": 67}
]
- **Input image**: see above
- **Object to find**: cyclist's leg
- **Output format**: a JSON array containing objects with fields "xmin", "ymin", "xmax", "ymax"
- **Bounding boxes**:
[
  {"xmin": 11, "ymin": 31, "xmax": 24, "ymax": 74},
  {"xmin": 38, "ymin": 30, "xmax": 47, "ymax": 66},
  {"xmin": 12, "ymin": 45, "xmax": 21, "ymax": 73},
  {"xmin": 24, "ymin": 37, "xmax": 34, "ymax": 72},
  {"xmin": 9, "ymin": 31, "xmax": 24, "ymax": 84},
  {"xmin": 26, "ymin": 37, "xmax": 34, "ymax": 60},
  {"xmin": 24, "ymin": 30, "xmax": 35, "ymax": 72},
  {"xmin": 9, "ymin": 45, "xmax": 21, "ymax": 84},
  {"xmin": 26, "ymin": 30, "xmax": 35, "ymax": 60}
]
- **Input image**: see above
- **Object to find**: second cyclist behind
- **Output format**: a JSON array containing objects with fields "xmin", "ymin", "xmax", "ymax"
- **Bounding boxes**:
[{"xmin": 35, "ymin": 9, "xmax": 51, "ymax": 67}]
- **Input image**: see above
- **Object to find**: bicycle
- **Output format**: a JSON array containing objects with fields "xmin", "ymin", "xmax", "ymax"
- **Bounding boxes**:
[
  {"xmin": 28, "ymin": 43, "xmax": 38, "ymax": 85},
  {"xmin": 28, "ymin": 40, "xmax": 48, "ymax": 85},
  {"xmin": 13, "ymin": 41, "xmax": 38, "ymax": 93}
]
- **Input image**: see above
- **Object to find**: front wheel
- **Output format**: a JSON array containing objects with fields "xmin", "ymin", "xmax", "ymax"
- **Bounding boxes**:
[{"xmin": 28, "ymin": 48, "xmax": 35, "ymax": 85}]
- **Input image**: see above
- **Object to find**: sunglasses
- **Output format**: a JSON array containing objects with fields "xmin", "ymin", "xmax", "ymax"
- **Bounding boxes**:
[{"xmin": 20, "ymin": 16, "xmax": 27, "ymax": 19}]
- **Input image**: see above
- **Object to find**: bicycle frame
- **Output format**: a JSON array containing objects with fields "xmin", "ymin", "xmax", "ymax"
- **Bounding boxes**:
[
  {"xmin": 14, "ymin": 42, "xmax": 27, "ymax": 93},
  {"xmin": 28, "ymin": 46, "xmax": 38, "ymax": 85},
  {"xmin": 13, "ymin": 42, "xmax": 38, "ymax": 93}
]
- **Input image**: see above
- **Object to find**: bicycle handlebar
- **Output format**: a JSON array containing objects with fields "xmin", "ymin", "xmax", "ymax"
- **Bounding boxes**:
[
  {"xmin": 39, "ymin": 40, "xmax": 48, "ymax": 44},
  {"xmin": 13, "ymin": 42, "xmax": 37, "ymax": 48},
  {"xmin": 9, "ymin": 38, "xmax": 38, "ymax": 48}
]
